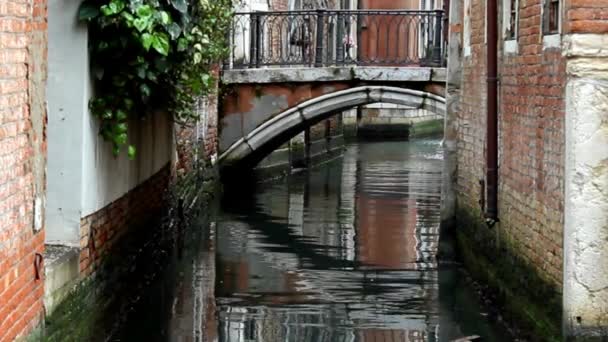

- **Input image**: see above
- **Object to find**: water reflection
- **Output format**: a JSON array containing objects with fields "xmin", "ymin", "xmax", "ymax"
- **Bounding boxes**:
[
  {"xmin": 214, "ymin": 140, "xmax": 506, "ymax": 342},
  {"xmin": 113, "ymin": 140, "xmax": 510, "ymax": 342}
]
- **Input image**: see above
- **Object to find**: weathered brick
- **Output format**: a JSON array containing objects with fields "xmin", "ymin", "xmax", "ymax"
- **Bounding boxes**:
[{"xmin": 457, "ymin": 0, "xmax": 565, "ymax": 288}]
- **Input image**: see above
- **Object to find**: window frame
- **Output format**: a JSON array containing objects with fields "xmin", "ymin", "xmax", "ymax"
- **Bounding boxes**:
[
  {"xmin": 505, "ymin": 0, "xmax": 519, "ymax": 40},
  {"xmin": 543, "ymin": 0, "xmax": 560, "ymax": 35}
]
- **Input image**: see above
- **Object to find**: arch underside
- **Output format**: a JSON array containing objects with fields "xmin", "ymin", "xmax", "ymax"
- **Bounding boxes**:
[{"xmin": 219, "ymin": 85, "xmax": 446, "ymax": 172}]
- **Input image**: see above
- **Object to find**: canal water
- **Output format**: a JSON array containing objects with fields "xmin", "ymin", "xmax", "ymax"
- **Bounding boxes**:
[{"xmin": 113, "ymin": 139, "xmax": 512, "ymax": 341}]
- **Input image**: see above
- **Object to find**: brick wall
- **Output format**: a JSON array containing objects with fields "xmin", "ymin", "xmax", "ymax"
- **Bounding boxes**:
[
  {"xmin": 457, "ymin": 0, "xmax": 565, "ymax": 288},
  {"xmin": 0, "ymin": 0, "xmax": 48, "ymax": 339},
  {"xmin": 566, "ymin": 0, "xmax": 608, "ymax": 33},
  {"xmin": 78, "ymin": 166, "xmax": 169, "ymax": 278}
]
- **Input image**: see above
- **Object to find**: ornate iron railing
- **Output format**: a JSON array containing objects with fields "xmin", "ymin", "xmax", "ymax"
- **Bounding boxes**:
[{"xmin": 225, "ymin": 9, "xmax": 445, "ymax": 69}]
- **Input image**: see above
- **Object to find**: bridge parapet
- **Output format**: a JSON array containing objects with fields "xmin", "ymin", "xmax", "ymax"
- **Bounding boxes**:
[
  {"xmin": 225, "ymin": 9, "xmax": 446, "ymax": 69},
  {"xmin": 222, "ymin": 66, "xmax": 446, "ymax": 84}
]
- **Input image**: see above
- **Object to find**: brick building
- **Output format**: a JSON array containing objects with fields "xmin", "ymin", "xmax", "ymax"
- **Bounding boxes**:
[
  {"xmin": 0, "ymin": 0, "xmax": 47, "ymax": 340},
  {"xmin": 445, "ymin": 0, "xmax": 608, "ymax": 338}
]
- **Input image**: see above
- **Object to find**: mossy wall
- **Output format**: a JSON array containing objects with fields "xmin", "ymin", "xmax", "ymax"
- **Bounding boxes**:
[
  {"xmin": 32, "ymin": 165, "xmax": 218, "ymax": 342},
  {"xmin": 455, "ymin": 204, "xmax": 562, "ymax": 341}
]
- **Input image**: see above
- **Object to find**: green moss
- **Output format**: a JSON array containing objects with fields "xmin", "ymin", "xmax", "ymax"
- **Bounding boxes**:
[
  {"xmin": 456, "ymin": 206, "xmax": 562, "ymax": 341},
  {"xmin": 41, "ymin": 278, "xmax": 105, "ymax": 342},
  {"xmin": 36, "ymin": 165, "xmax": 218, "ymax": 342},
  {"xmin": 410, "ymin": 119, "xmax": 444, "ymax": 138}
]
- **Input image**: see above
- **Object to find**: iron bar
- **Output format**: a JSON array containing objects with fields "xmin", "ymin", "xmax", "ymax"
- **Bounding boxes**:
[{"xmin": 226, "ymin": 9, "xmax": 446, "ymax": 69}]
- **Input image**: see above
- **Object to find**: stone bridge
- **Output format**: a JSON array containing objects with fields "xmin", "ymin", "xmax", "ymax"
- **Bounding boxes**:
[
  {"xmin": 218, "ymin": 9, "xmax": 448, "ymax": 172},
  {"xmin": 219, "ymin": 66, "xmax": 447, "ymax": 172}
]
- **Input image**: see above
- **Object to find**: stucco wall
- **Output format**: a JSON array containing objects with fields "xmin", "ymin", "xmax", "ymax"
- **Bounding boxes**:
[{"xmin": 46, "ymin": 0, "xmax": 88, "ymax": 245}]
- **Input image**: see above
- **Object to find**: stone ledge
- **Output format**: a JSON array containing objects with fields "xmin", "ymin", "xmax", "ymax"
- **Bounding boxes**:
[
  {"xmin": 44, "ymin": 245, "xmax": 80, "ymax": 316},
  {"xmin": 222, "ymin": 66, "xmax": 447, "ymax": 84}
]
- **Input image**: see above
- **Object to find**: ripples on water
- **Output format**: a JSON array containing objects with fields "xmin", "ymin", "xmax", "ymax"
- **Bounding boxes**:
[{"xmin": 114, "ymin": 139, "xmax": 511, "ymax": 342}]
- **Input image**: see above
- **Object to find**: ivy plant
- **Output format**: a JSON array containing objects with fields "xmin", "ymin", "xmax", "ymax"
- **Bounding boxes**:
[{"xmin": 79, "ymin": 0, "xmax": 232, "ymax": 158}]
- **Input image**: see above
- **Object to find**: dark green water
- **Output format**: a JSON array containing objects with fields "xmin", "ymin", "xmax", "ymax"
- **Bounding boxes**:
[{"xmin": 113, "ymin": 139, "xmax": 513, "ymax": 341}]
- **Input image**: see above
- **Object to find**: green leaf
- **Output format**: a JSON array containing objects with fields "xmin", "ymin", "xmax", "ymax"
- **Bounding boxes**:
[
  {"xmin": 170, "ymin": 0, "xmax": 187, "ymax": 13},
  {"xmin": 78, "ymin": 2, "xmax": 100, "ymax": 20},
  {"xmin": 193, "ymin": 52, "xmax": 202, "ymax": 64},
  {"xmin": 140, "ymin": 83, "xmax": 151, "ymax": 98},
  {"xmin": 151, "ymin": 33, "xmax": 169, "ymax": 56},
  {"xmin": 133, "ymin": 17, "xmax": 148, "ymax": 32},
  {"xmin": 159, "ymin": 11, "xmax": 171, "ymax": 25},
  {"xmin": 141, "ymin": 33, "xmax": 153, "ymax": 50},
  {"xmin": 113, "ymin": 132, "xmax": 128, "ymax": 146},
  {"xmin": 121, "ymin": 11, "xmax": 134, "ymax": 24},
  {"xmin": 136, "ymin": 4, "xmax": 153, "ymax": 18},
  {"xmin": 123, "ymin": 99, "xmax": 134, "ymax": 110},
  {"xmin": 146, "ymin": 71, "xmax": 158, "ymax": 82},
  {"xmin": 116, "ymin": 123, "xmax": 128, "ymax": 133},
  {"xmin": 100, "ymin": 5, "xmax": 112, "ymax": 16},
  {"xmin": 128, "ymin": 145, "xmax": 136, "ymax": 160},
  {"xmin": 112, "ymin": 145, "xmax": 120, "ymax": 156},
  {"xmin": 168, "ymin": 22, "xmax": 181, "ymax": 40},
  {"xmin": 177, "ymin": 37, "xmax": 188, "ymax": 52},
  {"xmin": 112, "ymin": 76, "xmax": 126, "ymax": 87},
  {"xmin": 100, "ymin": 0, "xmax": 125, "ymax": 15},
  {"xmin": 153, "ymin": 57, "xmax": 169, "ymax": 72},
  {"xmin": 109, "ymin": 0, "xmax": 125, "ymax": 13},
  {"xmin": 116, "ymin": 109, "xmax": 128, "ymax": 121},
  {"xmin": 136, "ymin": 65, "xmax": 147, "ymax": 78}
]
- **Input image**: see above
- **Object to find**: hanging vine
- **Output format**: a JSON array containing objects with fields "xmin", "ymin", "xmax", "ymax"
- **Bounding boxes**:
[{"xmin": 78, "ymin": 0, "xmax": 232, "ymax": 158}]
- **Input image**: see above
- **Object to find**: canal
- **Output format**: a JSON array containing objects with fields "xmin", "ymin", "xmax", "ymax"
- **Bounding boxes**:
[{"xmin": 112, "ymin": 139, "xmax": 512, "ymax": 341}]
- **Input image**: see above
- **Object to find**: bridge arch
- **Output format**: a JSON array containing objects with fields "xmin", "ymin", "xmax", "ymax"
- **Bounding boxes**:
[{"xmin": 219, "ymin": 85, "xmax": 445, "ymax": 172}]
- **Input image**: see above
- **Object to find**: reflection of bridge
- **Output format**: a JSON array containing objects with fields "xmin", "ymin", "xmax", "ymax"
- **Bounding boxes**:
[
  {"xmin": 218, "ymin": 9, "xmax": 447, "ymax": 172},
  {"xmin": 216, "ymin": 142, "xmax": 444, "ymax": 342}
]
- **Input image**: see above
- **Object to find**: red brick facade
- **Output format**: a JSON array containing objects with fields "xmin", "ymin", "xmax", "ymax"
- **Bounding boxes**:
[
  {"xmin": 78, "ymin": 165, "xmax": 170, "ymax": 278},
  {"xmin": 566, "ymin": 0, "xmax": 608, "ymax": 33},
  {"xmin": 0, "ymin": 0, "xmax": 48, "ymax": 339},
  {"xmin": 457, "ymin": 0, "xmax": 566, "ymax": 287}
]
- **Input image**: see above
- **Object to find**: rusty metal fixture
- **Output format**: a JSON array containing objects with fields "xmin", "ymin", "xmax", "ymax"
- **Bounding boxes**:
[
  {"xmin": 479, "ymin": 179, "xmax": 485, "ymax": 213},
  {"xmin": 485, "ymin": 0, "xmax": 499, "ymax": 226},
  {"xmin": 34, "ymin": 253, "xmax": 43, "ymax": 280},
  {"xmin": 89, "ymin": 226, "xmax": 98, "ymax": 259}
]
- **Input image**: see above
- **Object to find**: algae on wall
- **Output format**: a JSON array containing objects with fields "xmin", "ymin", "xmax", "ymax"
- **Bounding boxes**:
[{"xmin": 455, "ymin": 205, "xmax": 562, "ymax": 341}]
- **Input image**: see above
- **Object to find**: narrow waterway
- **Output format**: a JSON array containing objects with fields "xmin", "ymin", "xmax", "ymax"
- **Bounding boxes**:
[{"xmin": 113, "ymin": 139, "xmax": 512, "ymax": 341}]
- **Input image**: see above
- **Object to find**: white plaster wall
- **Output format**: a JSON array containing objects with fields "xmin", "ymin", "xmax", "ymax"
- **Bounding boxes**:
[
  {"xmin": 81, "ymin": 111, "xmax": 172, "ymax": 217},
  {"xmin": 46, "ymin": 0, "xmax": 89, "ymax": 246}
]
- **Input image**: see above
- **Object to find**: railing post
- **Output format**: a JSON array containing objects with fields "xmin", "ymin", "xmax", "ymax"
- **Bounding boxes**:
[
  {"xmin": 432, "ymin": 10, "xmax": 443, "ymax": 65},
  {"xmin": 255, "ymin": 13, "xmax": 263, "ymax": 68},
  {"xmin": 336, "ymin": 12, "xmax": 345, "ymax": 65},
  {"xmin": 249, "ymin": 13, "xmax": 258, "ymax": 68},
  {"xmin": 315, "ymin": 9, "xmax": 325, "ymax": 67},
  {"xmin": 223, "ymin": 25, "xmax": 231, "ymax": 70}
]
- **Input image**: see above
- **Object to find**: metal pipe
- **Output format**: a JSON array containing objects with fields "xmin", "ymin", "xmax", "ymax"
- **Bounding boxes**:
[{"xmin": 485, "ymin": 0, "xmax": 499, "ymax": 224}]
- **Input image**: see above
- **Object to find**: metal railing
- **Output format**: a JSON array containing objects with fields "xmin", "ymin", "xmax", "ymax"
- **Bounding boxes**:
[{"xmin": 225, "ymin": 9, "xmax": 445, "ymax": 69}]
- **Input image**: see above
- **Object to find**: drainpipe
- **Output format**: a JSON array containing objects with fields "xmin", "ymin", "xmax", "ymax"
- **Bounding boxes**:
[{"xmin": 485, "ymin": 0, "xmax": 498, "ymax": 226}]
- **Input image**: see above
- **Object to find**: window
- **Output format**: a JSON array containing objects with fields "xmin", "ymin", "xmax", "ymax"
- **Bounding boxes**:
[
  {"xmin": 543, "ymin": 0, "xmax": 560, "ymax": 34},
  {"xmin": 506, "ymin": 0, "xmax": 518, "ymax": 39}
]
